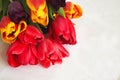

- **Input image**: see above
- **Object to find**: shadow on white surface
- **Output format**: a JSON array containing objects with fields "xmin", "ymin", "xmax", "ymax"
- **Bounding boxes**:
[{"xmin": 0, "ymin": 38, "xmax": 8, "ymax": 71}]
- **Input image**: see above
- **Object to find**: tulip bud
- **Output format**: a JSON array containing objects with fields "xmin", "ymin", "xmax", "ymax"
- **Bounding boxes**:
[
  {"xmin": 8, "ymin": 1, "xmax": 28, "ymax": 24},
  {"xmin": 47, "ymin": 0, "xmax": 66, "ymax": 10},
  {"xmin": 49, "ymin": 15, "xmax": 76, "ymax": 44},
  {"xmin": 26, "ymin": 0, "xmax": 49, "ymax": 26}
]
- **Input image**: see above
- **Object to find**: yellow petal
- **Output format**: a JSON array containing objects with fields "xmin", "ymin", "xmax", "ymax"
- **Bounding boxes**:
[
  {"xmin": 27, "ymin": 0, "xmax": 49, "ymax": 26},
  {"xmin": 15, "ymin": 20, "xmax": 27, "ymax": 36},
  {"xmin": 0, "ymin": 21, "xmax": 27, "ymax": 44}
]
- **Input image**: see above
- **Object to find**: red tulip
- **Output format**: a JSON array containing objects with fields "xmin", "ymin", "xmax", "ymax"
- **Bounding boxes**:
[
  {"xmin": 7, "ymin": 26, "xmax": 44, "ymax": 67},
  {"xmin": 37, "ymin": 38, "xmax": 69, "ymax": 68},
  {"xmin": 49, "ymin": 15, "xmax": 76, "ymax": 44},
  {"xmin": 7, "ymin": 40, "xmax": 39, "ymax": 67},
  {"xmin": 18, "ymin": 25, "xmax": 44, "ymax": 44}
]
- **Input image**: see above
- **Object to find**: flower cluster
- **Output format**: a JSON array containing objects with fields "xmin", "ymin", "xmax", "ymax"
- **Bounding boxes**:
[{"xmin": 0, "ymin": 0, "xmax": 82, "ymax": 68}]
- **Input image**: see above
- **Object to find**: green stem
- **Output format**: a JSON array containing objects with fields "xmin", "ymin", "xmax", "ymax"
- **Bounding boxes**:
[{"xmin": 35, "ymin": 24, "xmax": 43, "ymax": 33}]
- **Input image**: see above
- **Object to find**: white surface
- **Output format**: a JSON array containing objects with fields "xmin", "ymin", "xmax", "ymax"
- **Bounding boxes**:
[{"xmin": 0, "ymin": 0, "xmax": 120, "ymax": 80}]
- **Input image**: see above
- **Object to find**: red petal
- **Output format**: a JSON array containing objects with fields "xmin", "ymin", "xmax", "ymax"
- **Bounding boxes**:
[
  {"xmin": 52, "ymin": 16, "xmax": 69, "ymax": 37},
  {"xmin": 51, "ymin": 58, "xmax": 62, "ymax": 65},
  {"xmin": 19, "ymin": 25, "xmax": 44, "ymax": 44},
  {"xmin": 0, "ymin": 16, "xmax": 11, "ymax": 28},
  {"xmin": 50, "ymin": 53, "xmax": 59, "ymax": 60},
  {"xmin": 26, "ymin": 25, "xmax": 44, "ymax": 39},
  {"xmin": 17, "ymin": 46, "xmax": 29, "ymax": 65},
  {"xmin": 29, "ymin": 53, "xmax": 38, "ymax": 65},
  {"xmin": 37, "ymin": 39, "xmax": 56, "ymax": 60},
  {"xmin": 7, "ymin": 54, "xmax": 20, "ymax": 67},
  {"xmin": 41, "ymin": 58, "xmax": 51, "ymax": 68},
  {"xmin": 7, "ymin": 40, "xmax": 28, "ymax": 67},
  {"xmin": 67, "ymin": 18, "xmax": 76, "ymax": 44},
  {"xmin": 30, "ymin": 45, "xmax": 39, "ymax": 58},
  {"xmin": 29, "ymin": 45, "xmax": 39, "ymax": 65},
  {"xmin": 55, "ymin": 42, "xmax": 69, "ymax": 57},
  {"xmin": 45, "ymin": 39, "xmax": 55, "ymax": 56},
  {"xmin": 37, "ymin": 41, "xmax": 46, "ymax": 60},
  {"xmin": 7, "ymin": 40, "xmax": 27, "ymax": 55}
]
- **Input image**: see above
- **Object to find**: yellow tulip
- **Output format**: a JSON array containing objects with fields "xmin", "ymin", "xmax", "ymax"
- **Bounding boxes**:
[
  {"xmin": 0, "ymin": 16, "xmax": 27, "ymax": 43},
  {"xmin": 64, "ymin": 2, "xmax": 83, "ymax": 19},
  {"xmin": 26, "ymin": 0, "xmax": 49, "ymax": 26}
]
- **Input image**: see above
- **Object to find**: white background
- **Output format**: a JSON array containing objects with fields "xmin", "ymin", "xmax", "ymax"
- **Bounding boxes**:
[{"xmin": 0, "ymin": 0, "xmax": 120, "ymax": 80}]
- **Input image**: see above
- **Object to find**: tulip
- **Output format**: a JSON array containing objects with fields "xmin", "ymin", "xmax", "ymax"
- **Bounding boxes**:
[
  {"xmin": 8, "ymin": 1, "xmax": 28, "ymax": 24},
  {"xmin": 0, "ymin": 16, "xmax": 27, "ymax": 43},
  {"xmin": 47, "ymin": 0, "xmax": 66, "ymax": 10},
  {"xmin": 64, "ymin": 2, "xmax": 82, "ymax": 18},
  {"xmin": 38, "ymin": 38, "xmax": 69, "ymax": 68},
  {"xmin": 18, "ymin": 25, "xmax": 44, "ymax": 44},
  {"xmin": 49, "ymin": 15, "xmax": 76, "ymax": 44},
  {"xmin": 26, "ymin": 0, "xmax": 49, "ymax": 26},
  {"xmin": 7, "ymin": 26, "xmax": 44, "ymax": 67},
  {"xmin": 7, "ymin": 40, "xmax": 39, "ymax": 67}
]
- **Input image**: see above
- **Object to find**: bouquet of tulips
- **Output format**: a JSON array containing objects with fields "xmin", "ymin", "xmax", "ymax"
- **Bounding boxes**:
[{"xmin": 0, "ymin": 0, "xmax": 82, "ymax": 68}]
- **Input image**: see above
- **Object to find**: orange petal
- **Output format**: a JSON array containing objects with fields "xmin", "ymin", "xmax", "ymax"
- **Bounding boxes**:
[
  {"xmin": 27, "ymin": 0, "xmax": 48, "ymax": 26},
  {"xmin": 0, "ymin": 16, "xmax": 11, "ymax": 29},
  {"xmin": 27, "ymin": 0, "xmax": 45, "ymax": 10},
  {"xmin": 64, "ymin": 2, "xmax": 83, "ymax": 19},
  {"xmin": 30, "ymin": 6, "xmax": 49, "ymax": 26}
]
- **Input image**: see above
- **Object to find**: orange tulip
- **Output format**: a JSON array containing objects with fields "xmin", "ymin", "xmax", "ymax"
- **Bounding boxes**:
[
  {"xmin": 0, "ymin": 16, "xmax": 27, "ymax": 43},
  {"xmin": 64, "ymin": 2, "xmax": 83, "ymax": 19},
  {"xmin": 26, "ymin": 0, "xmax": 49, "ymax": 26}
]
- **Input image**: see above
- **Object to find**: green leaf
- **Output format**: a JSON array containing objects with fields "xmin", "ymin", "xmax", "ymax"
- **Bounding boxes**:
[
  {"xmin": 27, "ymin": 19, "xmax": 43, "ymax": 33},
  {"xmin": 0, "ymin": 11, "xmax": 3, "ymax": 20},
  {"xmin": 48, "ymin": 4, "xmax": 55, "ymax": 19},
  {"xmin": 19, "ymin": 0, "xmax": 30, "ymax": 14},
  {"xmin": 35, "ymin": 23, "xmax": 43, "ymax": 33},
  {"xmin": 2, "ymin": 0, "xmax": 10, "ymax": 15},
  {"xmin": 57, "ymin": 7, "xmax": 66, "ymax": 18},
  {"xmin": 0, "ymin": 0, "xmax": 2, "ymax": 12}
]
